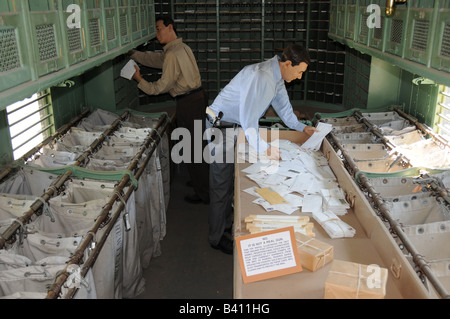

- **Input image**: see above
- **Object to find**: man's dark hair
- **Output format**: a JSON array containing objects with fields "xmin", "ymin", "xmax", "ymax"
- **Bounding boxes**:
[
  {"xmin": 155, "ymin": 16, "xmax": 177, "ymax": 35},
  {"xmin": 281, "ymin": 44, "xmax": 311, "ymax": 66}
]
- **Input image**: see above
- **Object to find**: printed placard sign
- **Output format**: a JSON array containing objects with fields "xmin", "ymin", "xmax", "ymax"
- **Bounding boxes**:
[{"xmin": 236, "ymin": 226, "xmax": 302, "ymax": 283}]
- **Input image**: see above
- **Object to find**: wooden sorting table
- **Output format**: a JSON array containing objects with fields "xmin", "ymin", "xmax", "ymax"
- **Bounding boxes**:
[{"xmin": 232, "ymin": 129, "xmax": 433, "ymax": 299}]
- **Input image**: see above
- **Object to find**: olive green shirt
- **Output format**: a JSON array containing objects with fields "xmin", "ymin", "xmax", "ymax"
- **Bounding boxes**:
[{"xmin": 131, "ymin": 38, "xmax": 201, "ymax": 97}]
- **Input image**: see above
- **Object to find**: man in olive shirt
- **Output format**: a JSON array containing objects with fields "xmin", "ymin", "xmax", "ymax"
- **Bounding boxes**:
[{"xmin": 131, "ymin": 16, "xmax": 210, "ymax": 204}]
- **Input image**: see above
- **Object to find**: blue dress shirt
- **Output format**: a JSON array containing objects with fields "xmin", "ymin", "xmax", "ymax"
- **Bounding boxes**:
[{"xmin": 209, "ymin": 55, "xmax": 307, "ymax": 153}]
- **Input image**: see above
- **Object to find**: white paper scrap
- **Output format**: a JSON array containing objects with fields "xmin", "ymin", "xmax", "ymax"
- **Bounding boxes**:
[
  {"xmin": 301, "ymin": 194, "xmax": 323, "ymax": 213},
  {"xmin": 301, "ymin": 122, "xmax": 333, "ymax": 151},
  {"xmin": 289, "ymin": 172, "xmax": 317, "ymax": 195},
  {"xmin": 243, "ymin": 187, "xmax": 262, "ymax": 197},
  {"xmin": 252, "ymin": 198, "xmax": 299, "ymax": 215},
  {"xmin": 263, "ymin": 173, "xmax": 286, "ymax": 186},
  {"xmin": 284, "ymin": 193, "xmax": 304, "ymax": 207}
]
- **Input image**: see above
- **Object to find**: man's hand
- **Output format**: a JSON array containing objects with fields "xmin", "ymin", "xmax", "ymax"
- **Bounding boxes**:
[
  {"xmin": 132, "ymin": 65, "xmax": 142, "ymax": 83},
  {"xmin": 303, "ymin": 125, "xmax": 319, "ymax": 136},
  {"xmin": 265, "ymin": 145, "xmax": 281, "ymax": 160}
]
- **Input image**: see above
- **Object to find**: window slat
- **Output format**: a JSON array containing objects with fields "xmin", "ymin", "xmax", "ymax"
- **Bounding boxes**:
[
  {"xmin": 6, "ymin": 93, "xmax": 50, "ymax": 115},
  {"xmin": 6, "ymin": 90, "xmax": 54, "ymax": 160},
  {"xmin": 435, "ymin": 85, "xmax": 450, "ymax": 137},
  {"xmin": 437, "ymin": 112, "xmax": 450, "ymax": 123},
  {"xmin": 8, "ymin": 103, "xmax": 51, "ymax": 127},
  {"xmin": 11, "ymin": 124, "xmax": 53, "ymax": 152},
  {"xmin": 10, "ymin": 114, "xmax": 52, "ymax": 140}
]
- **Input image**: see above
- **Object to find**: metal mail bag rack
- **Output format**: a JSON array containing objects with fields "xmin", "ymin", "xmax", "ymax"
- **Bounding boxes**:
[
  {"xmin": 0, "ymin": 108, "xmax": 170, "ymax": 299},
  {"xmin": 316, "ymin": 106, "xmax": 450, "ymax": 298}
]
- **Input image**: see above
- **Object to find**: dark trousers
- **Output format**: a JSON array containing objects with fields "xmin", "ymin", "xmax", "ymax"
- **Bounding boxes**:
[
  {"xmin": 176, "ymin": 89, "xmax": 210, "ymax": 202},
  {"xmin": 205, "ymin": 119, "xmax": 239, "ymax": 246}
]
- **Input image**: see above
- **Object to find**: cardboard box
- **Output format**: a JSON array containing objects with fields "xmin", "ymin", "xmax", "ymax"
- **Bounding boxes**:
[
  {"xmin": 324, "ymin": 259, "xmax": 388, "ymax": 299},
  {"xmin": 295, "ymin": 232, "xmax": 333, "ymax": 272}
]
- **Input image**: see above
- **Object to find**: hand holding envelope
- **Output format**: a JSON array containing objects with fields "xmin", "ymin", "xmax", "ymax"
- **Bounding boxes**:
[
  {"xmin": 120, "ymin": 60, "xmax": 140, "ymax": 80},
  {"xmin": 301, "ymin": 122, "xmax": 333, "ymax": 151}
]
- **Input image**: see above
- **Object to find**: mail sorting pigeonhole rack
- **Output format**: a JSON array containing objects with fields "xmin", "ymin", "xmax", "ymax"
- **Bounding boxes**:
[
  {"xmin": 0, "ymin": 107, "xmax": 171, "ymax": 299},
  {"xmin": 315, "ymin": 106, "xmax": 450, "ymax": 298},
  {"xmin": 168, "ymin": 0, "xmax": 345, "ymax": 105}
]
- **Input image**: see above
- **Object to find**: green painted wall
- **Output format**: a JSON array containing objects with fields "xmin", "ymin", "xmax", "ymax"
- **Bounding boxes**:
[
  {"xmin": 367, "ymin": 57, "xmax": 402, "ymax": 109},
  {"xmin": 0, "ymin": 111, "xmax": 13, "ymax": 166},
  {"xmin": 397, "ymin": 70, "xmax": 440, "ymax": 126},
  {"xmin": 83, "ymin": 61, "xmax": 117, "ymax": 112},
  {"xmin": 50, "ymin": 75, "xmax": 87, "ymax": 129}
]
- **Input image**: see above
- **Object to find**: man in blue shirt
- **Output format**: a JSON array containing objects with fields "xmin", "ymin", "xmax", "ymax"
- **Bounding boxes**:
[{"xmin": 205, "ymin": 44, "xmax": 317, "ymax": 254}]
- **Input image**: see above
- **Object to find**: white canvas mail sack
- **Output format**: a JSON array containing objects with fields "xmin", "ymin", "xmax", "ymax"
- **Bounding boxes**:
[
  {"xmin": 342, "ymin": 143, "xmax": 390, "ymax": 161},
  {"xmin": 395, "ymin": 139, "xmax": 450, "ymax": 168},
  {"xmin": 0, "ymin": 253, "xmax": 97, "ymax": 299},
  {"xmin": 321, "ymin": 116, "xmax": 359, "ymax": 126},
  {"xmin": 34, "ymin": 192, "xmax": 122, "ymax": 299},
  {"xmin": 385, "ymin": 197, "xmax": 450, "ymax": 226},
  {"xmin": 1, "ymin": 234, "xmax": 98, "ymax": 299},
  {"xmin": 85, "ymin": 158, "xmax": 129, "ymax": 170},
  {"xmin": 30, "ymin": 180, "xmax": 124, "ymax": 299},
  {"xmin": 56, "ymin": 128, "xmax": 102, "ymax": 148},
  {"xmin": 333, "ymin": 132, "xmax": 378, "ymax": 144},
  {"xmin": 361, "ymin": 111, "xmax": 402, "ymax": 124},
  {"xmin": 355, "ymin": 157, "xmax": 410, "ymax": 173},
  {"xmin": 84, "ymin": 157, "xmax": 157, "ymax": 269},
  {"xmin": 331, "ymin": 123, "xmax": 367, "ymax": 134},
  {"xmin": 403, "ymin": 220, "xmax": 450, "ymax": 262},
  {"xmin": 46, "ymin": 179, "xmax": 145, "ymax": 299},
  {"xmin": 367, "ymin": 176, "xmax": 431, "ymax": 198},
  {"xmin": 385, "ymin": 130, "xmax": 424, "ymax": 147},
  {"xmin": 0, "ymin": 167, "xmax": 56, "ymax": 197},
  {"xmin": 28, "ymin": 147, "xmax": 79, "ymax": 168},
  {"xmin": 13, "ymin": 231, "xmax": 81, "ymax": 262},
  {"xmin": 432, "ymin": 171, "xmax": 450, "ymax": 189},
  {"xmin": 91, "ymin": 145, "xmax": 140, "ymax": 161},
  {"xmin": 68, "ymin": 179, "xmax": 145, "ymax": 298},
  {"xmin": 78, "ymin": 108, "xmax": 120, "ymax": 129},
  {"xmin": 0, "ymin": 194, "xmax": 36, "ymax": 220},
  {"xmin": 106, "ymin": 136, "xmax": 145, "ymax": 148}
]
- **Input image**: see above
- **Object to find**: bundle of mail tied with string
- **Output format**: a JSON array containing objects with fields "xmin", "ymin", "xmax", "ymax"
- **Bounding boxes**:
[{"xmin": 239, "ymin": 123, "xmax": 355, "ymax": 239}]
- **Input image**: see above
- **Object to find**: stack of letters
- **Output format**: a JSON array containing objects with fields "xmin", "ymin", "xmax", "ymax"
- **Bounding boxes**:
[
  {"xmin": 240, "ymin": 138, "xmax": 354, "ymax": 239},
  {"xmin": 244, "ymin": 214, "xmax": 314, "ymax": 237}
]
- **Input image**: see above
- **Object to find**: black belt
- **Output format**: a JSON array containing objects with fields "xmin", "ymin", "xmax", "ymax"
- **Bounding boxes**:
[
  {"xmin": 176, "ymin": 86, "xmax": 203, "ymax": 100},
  {"xmin": 206, "ymin": 114, "xmax": 238, "ymax": 129}
]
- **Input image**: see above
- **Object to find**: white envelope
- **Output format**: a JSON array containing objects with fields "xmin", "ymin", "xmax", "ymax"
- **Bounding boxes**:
[{"xmin": 120, "ymin": 60, "xmax": 139, "ymax": 80}]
